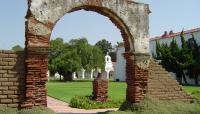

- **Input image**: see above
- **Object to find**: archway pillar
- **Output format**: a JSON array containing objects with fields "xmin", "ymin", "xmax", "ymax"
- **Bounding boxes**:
[
  {"xmin": 124, "ymin": 52, "xmax": 150, "ymax": 103},
  {"xmin": 21, "ymin": 46, "xmax": 49, "ymax": 108},
  {"xmin": 21, "ymin": 17, "xmax": 51, "ymax": 108}
]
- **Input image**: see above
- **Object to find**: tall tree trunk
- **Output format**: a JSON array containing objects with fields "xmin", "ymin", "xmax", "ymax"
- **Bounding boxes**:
[
  {"xmin": 176, "ymin": 72, "xmax": 182, "ymax": 85},
  {"xmin": 63, "ymin": 72, "xmax": 73, "ymax": 81},
  {"xmin": 182, "ymin": 71, "xmax": 188, "ymax": 85},
  {"xmin": 194, "ymin": 73, "xmax": 199, "ymax": 86}
]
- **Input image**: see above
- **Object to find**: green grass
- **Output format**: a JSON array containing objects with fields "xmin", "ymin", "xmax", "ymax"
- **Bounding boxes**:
[
  {"xmin": 183, "ymin": 86, "xmax": 200, "ymax": 93},
  {"xmin": 183, "ymin": 86, "xmax": 200, "ymax": 99},
  {"xmin": 108, "ymin": 96, "xmax": 200, "ymax": 114},
  {"xmin": 47, "ymin": 81, "xmax": 200, "ymax": 103},
  {"xmin": 47, "ymin": 80, "xmax": 126, "ymax": 103}
]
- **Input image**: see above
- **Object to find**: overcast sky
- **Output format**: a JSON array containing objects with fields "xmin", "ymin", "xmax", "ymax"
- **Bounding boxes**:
[{"xmin": 0, "ymin": 0, "xmax": 200, "ymax": 49}]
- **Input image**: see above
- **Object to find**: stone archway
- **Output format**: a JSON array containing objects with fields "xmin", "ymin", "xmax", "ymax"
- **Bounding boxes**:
[{"xmin": 22, "ymin": 0, "xmax": 150, "ymax": 108}]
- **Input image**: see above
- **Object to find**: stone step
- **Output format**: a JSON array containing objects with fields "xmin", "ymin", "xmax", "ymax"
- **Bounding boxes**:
[{"xmin": 147, "ymin": 59, "xmax": 194, "ymax": 102}]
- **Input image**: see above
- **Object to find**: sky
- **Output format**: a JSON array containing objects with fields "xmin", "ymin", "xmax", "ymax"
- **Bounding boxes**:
[{"xmin": 0, "ymin": 0, "xmax": 200, "ymax": 49}]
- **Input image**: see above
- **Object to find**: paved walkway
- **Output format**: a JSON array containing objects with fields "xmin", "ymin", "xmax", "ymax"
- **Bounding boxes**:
[{"xmin": 47, "ymin": 96, "xmax": 118, "ymax": 114}]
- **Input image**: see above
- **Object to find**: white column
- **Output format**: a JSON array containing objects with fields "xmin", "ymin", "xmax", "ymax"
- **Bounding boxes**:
[
  {"xmin": 107, "ymin": 71, "xmax": 109, "ymax": 79},
  {"xmin": 73, "ymin": 72, "xmax": 77, "ymax": 79},
  {"xmin": 47, "ymin": 70, "xmax": 50, "ymax": 81},
  {"xmin": 81, "ymin": 68, "xmax": 85, "ymax": 79},
  {"xmin": 90, "ymin": 69, "xmax": 95, "ymax": 79},
  {"xmin": 105, "ymin": 70, "xmax": 110, "ymax": 79}
]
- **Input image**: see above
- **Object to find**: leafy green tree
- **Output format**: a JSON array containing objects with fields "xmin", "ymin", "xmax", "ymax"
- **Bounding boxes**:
[
  {"xmin": 95, "ymin": 39, "xmax": 113, "ymax": 55},
  {"xmin": 153, "ymin": 31, "xmax": 200, "ymax": 85},
  {"xmin": 69, "ymin": 38, "xmax": 105, "ymax": 72},
  {"xmin": 12, "ymin": 45, "xmax": 23, "ymax": 51},
  {"xmin": 187, "ymin": 33, "xmax": 200, "ymax": 85},
  {"xmin": 89, "ymin": 46, "xmax": 105, "ymax": 70},
  {"xmin": 48, "ymin": 37, "xmax": 64, "ymax": 79},
  {"xmin": 109, "ymin": 51, "xmax": 116, "ymax": 62},
  {"xmin": 48, "ymin": 38, "xmax": 81, "ymax": 81},
  {"xmin": 69, "ymin": 38, "xmax": 92, "ymax": 71},
  {"xmin": 49, "ymin": 37, "xmax": 105, "ymax": 81},
  {"xmin": 154, "ymin": 33, "xmax": 190, "ymax": 84}
]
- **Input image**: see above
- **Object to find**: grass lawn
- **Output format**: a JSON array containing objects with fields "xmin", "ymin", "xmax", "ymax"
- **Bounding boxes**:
[
  {"xmin": 47, "ymin": 80, "xmax": 200, "ymax": 103},
  {"xmin": 47, "ymin": 80, "xmax": 126, "ymax": 103},
  {"xmin": 0, "ymin": 106, "xmax": 55, "ymax": 114},
  {"xmin": 183, "ymin": 86, "xmax": 200, "ymax": 93},
  {"xmin": 183, "ymin": 86, "xmax": 200, "ymax": 98}
]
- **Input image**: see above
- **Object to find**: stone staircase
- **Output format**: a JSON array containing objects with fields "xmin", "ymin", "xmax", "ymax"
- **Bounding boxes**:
[{"xmin": 147, "ymin": 59, "xmax": 194, "ymax": 102}]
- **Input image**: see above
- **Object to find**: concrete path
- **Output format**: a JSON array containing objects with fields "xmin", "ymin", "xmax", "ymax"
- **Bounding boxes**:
[{"xmin": 47, "ymin": 96, "xmax": 118, "ymax": 114}]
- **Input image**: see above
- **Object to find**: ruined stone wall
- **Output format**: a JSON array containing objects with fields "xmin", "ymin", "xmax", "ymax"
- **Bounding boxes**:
[
  {"xmin": 0, "ymin": 50, "xmax": 25, "ymax": 108},
  {"xmin": 148, "ymin": 59, "xmax": 193, "ymax": 102},
  {"xmin": 124, "ymin": 52, "xmax": 149, "ymax": 103}
]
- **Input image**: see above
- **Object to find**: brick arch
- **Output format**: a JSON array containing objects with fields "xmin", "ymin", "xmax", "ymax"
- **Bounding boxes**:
[{"xmin": 22, "ymin": 0, "xmax": 150, "ymax": 108}]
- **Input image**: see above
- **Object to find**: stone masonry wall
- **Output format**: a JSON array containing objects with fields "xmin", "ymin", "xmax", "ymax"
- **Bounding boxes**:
[
  {"xmin": 0, "ymin": 50, "xmax": 25, "ymax": 108},
  {"xmin": 92, "ymin": 76, "xmax": 108, "ymax": 102},
  {"xmin": 148, "ymin": 59, "xmax": 193, "ymax": 102},
  {"xmin": 124, "ymin": 52, "xmax": 149, "ymax": 103}
]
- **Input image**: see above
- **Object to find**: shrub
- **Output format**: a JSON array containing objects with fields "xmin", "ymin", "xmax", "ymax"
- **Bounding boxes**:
[{"xmin": 70, "ymin": 96, "xmax": 123, "ymax": 109}]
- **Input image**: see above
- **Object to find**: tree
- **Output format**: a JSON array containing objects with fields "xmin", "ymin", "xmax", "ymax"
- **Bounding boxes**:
[
  {"xmin": 153, "ymin": 31, "xmax": 200, "ymax": 85},
  {"xmin": 89, "ymin": 46, "xmax": 105, "ymax": 70},
  {"xmin": 48, "ymin": 37, "xmax": 105, "ymax": 81},
  {"xmin": 95, "ymin": 39, "xmax": 113, "ymax": 55},
  {"xmin": 109, "ymin": 51, "xmax": 116, "ymax": 62},
  {"xmin": 12, "ymin": 45, "xmax": 23, "ymax": 51},
  {"xmin": 69, "ymin": 38, "xmax": 92, "ymax": 71},
  {"xmin": 69, "ymin": 38, "xmax": 105, "ymax": 72},
  {"xmin": 187, "ymin": 33, "xmax": 200, "ymax": 85},
  {"xmin": 48, "ymin": 37, "xmax": 65, "ymax": 79},
  {"xmin": 48, "ymin": 38, "xmax": 81, "ymax": 81}
]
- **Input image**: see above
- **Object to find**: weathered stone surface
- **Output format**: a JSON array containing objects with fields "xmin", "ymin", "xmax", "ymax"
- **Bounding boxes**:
[
  {"xmin": 148, "ymin": 59, "xmax": 194, "ymax": 102},
  {"xmin": 134, "ymin": 53, "xmax": 150, "ymax": 70},
  {"xmin": 28, "ymin": 0, "xmax": 149, "ymax": 53},
  {"xmin": 0, "ymin": 78, "xmax": 8, "ymax": 82},
  {"xmin": 1, "ymin": 99, "xmax": 12, "ymax": 103},
  {"xmin": 0, "ymin": 95, "xmax": 7, "ymax": 99},
  {"xmin": 92, "ymin": 73, "xmax": 108, "ymax": 102},
  {"xmin": 7, "ymin": 104, "xmax": 18, "ymax": 107},
  {"xmin": 31, "ymin": 23, "xmax": 51, "ymax": 36},
  {"xmin": 1, "ymin": 82, "xmax": 13, "ymax": 86},
  {"xmin": 0, "ymin": 51, "xmax": 25, "ymax": 108}
]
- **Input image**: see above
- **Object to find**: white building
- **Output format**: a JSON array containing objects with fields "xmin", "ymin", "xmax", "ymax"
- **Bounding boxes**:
[
  {"xmin": 114, "ymin": 43, "xmax": 126, "ymax": 81},
  {"xmin": 150, "ymin": 27, "xmax": 200, "ymax": 85},
  {"xmin": 150, "ymin": 28, "xmax": 200, "ymax": 55},
  {"xmin": 113, "ymin": 27, "xmax": 200, "ymax": 84},
  {"xmin": 105, "ymin": 53, "xmax": 115, "ymax": 79}
]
